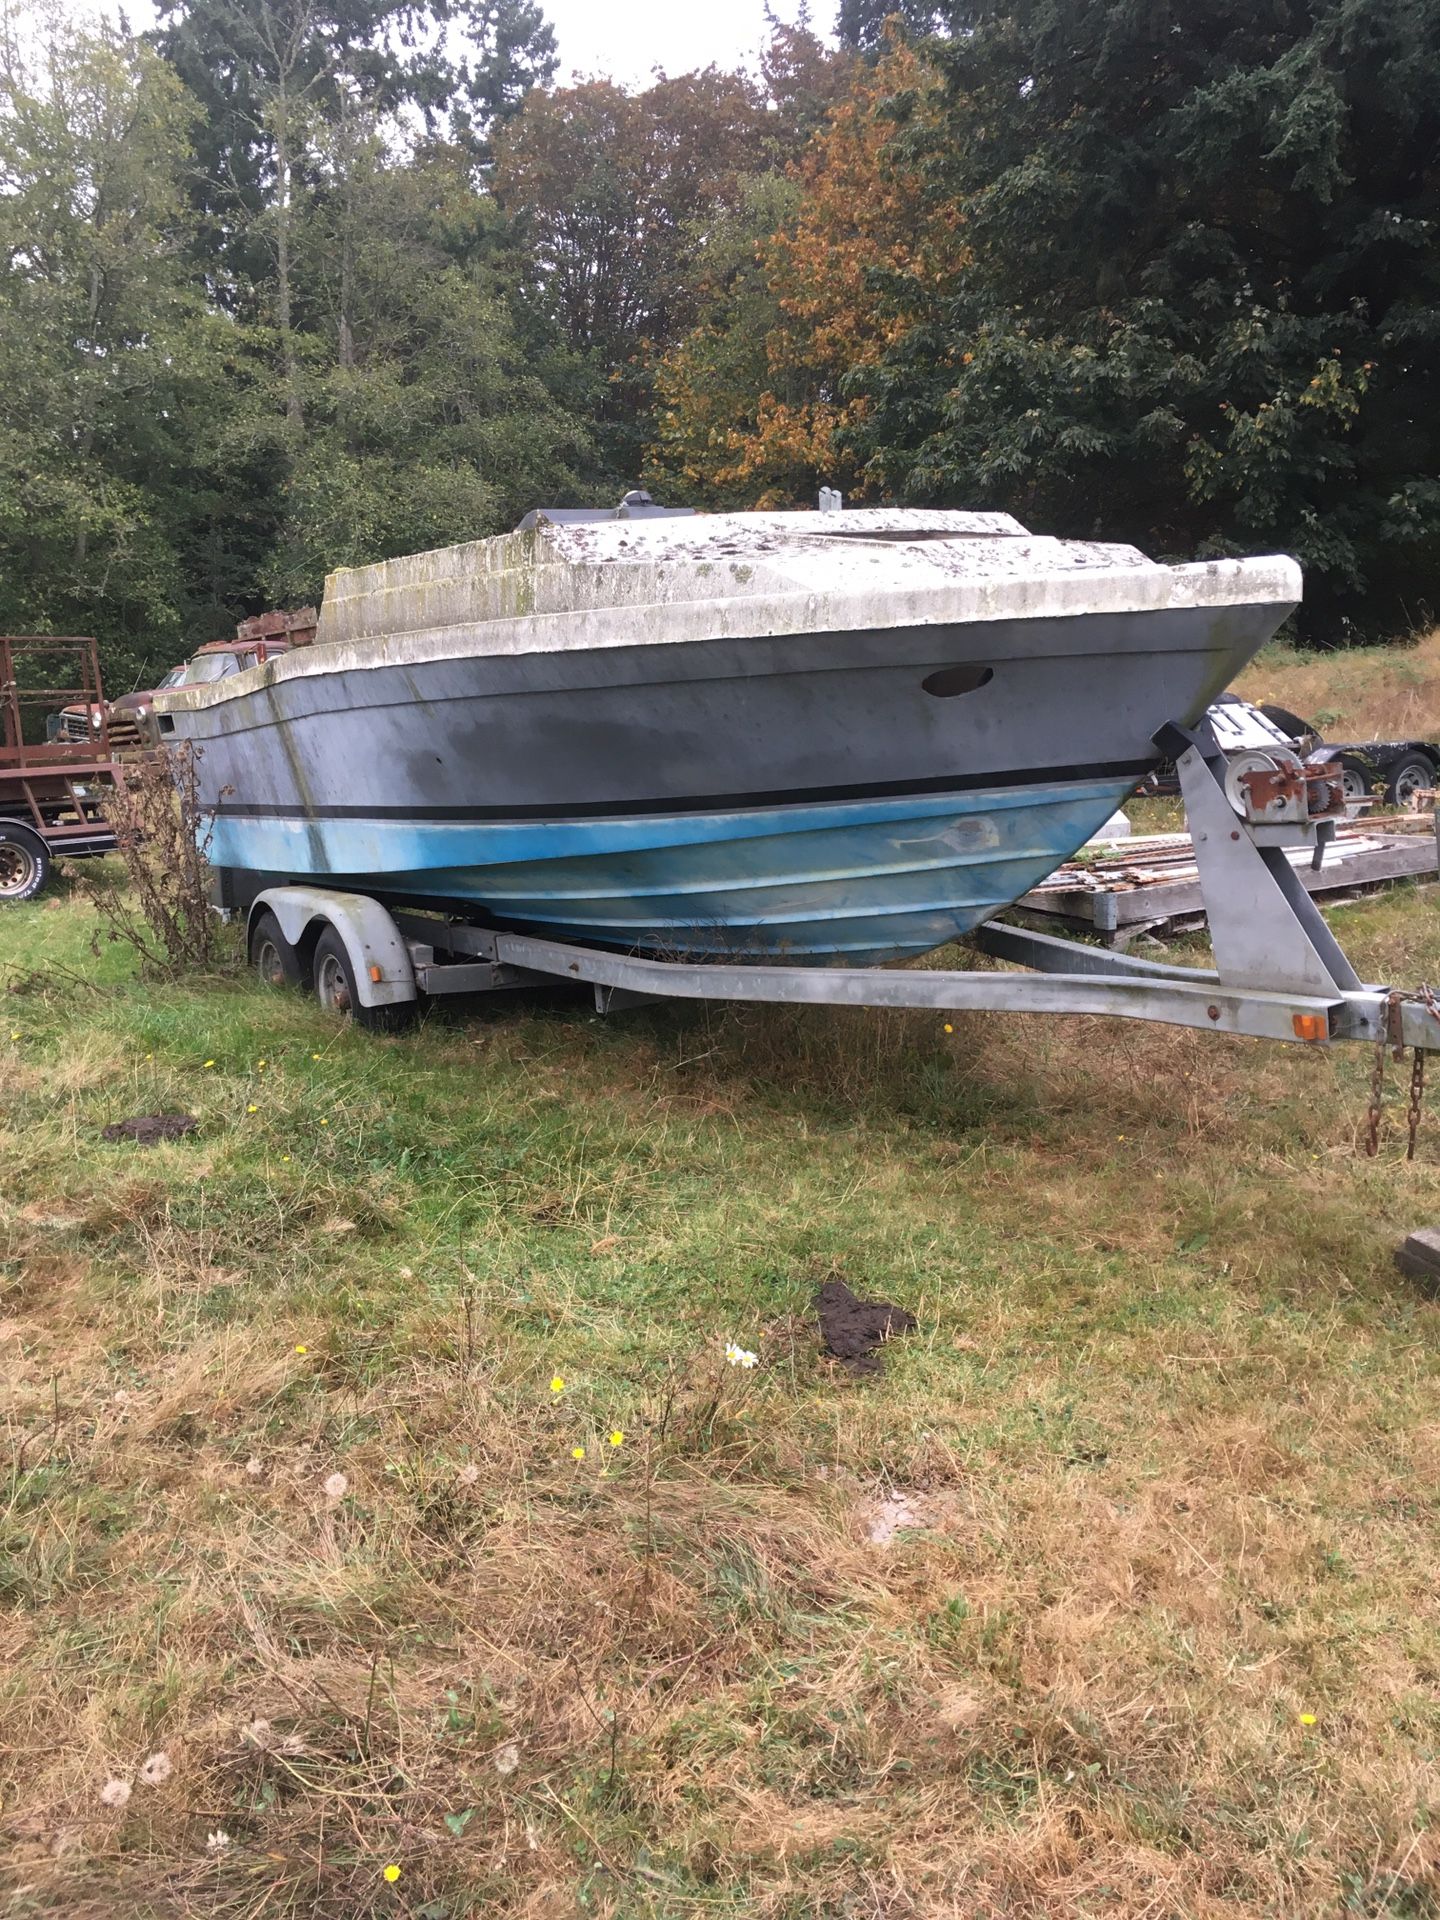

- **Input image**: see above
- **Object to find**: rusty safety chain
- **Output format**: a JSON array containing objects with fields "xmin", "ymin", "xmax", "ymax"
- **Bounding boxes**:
[
  {"xmin": 1407, "ymin": 1046, "xmax": 1426, "ymax": 1161},
  {"xmin": 1364, "ymin": 991, "xmax": 1398, "ymax": 1157},
  {"xmin": 1366, "ymin": 987, "xmax": 1435, "ymax": 1160}
]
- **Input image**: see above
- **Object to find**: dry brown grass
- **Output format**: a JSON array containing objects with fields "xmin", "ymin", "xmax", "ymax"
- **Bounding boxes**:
[
  {"xmin": 1236, "ymin": 625, "xmax": 1440, "ymax": 741},
  {"xmin": 3, "ymin": 872, "xmax": 1440, "ymax": 1916}
]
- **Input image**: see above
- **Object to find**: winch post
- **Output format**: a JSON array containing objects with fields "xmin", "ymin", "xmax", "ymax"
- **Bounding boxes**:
[{"xmin": 1161, "ymin": 726, "xmax": 1363, "ymax": 998}]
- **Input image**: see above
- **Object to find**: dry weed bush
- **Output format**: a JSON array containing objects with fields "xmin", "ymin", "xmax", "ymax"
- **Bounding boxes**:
[{"xmin": 77, "ymin": 744, "xmax": 232, "ymax": 977}]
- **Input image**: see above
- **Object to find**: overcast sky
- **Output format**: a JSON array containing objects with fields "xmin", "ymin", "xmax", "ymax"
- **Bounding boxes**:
[
  {"xmin": 540, "ymin": 0, "xmax": 830, "ymax": 87},
  {"xmin": 89, "ymin": 0, "xmax": 833, "ymax": 91}
]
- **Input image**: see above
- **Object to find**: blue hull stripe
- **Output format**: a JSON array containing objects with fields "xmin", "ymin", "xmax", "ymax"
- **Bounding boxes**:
[{"xmin": 210, "ymin": 777, "xmax": 1134, "ymax": 965}]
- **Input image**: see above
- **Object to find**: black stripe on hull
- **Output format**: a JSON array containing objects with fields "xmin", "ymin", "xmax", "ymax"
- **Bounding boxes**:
[{"xmin": 209, "ymin": 759, "xmax": 1155, "ymax": 824}]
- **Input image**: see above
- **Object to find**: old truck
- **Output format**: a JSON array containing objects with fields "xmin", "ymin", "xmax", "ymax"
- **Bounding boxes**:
[
  {"xmin": 54, "ymin": 608, "xmax": 318, "ymax": 749},
  {"xmin": 1, "ymin": 635, "xmax": 124, "ymax": 901}
]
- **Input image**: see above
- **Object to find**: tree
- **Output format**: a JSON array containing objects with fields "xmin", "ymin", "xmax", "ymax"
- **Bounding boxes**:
[
  {"xmin": 492, "ymin": 68, "xmax": 769, "ymax": 478},
  {"xmin": 850, "ymin": 0, "xmax": 1440, "ymax": 640},
  {"xmin": 760, "ymin": 2, "xmax": 855, "ymax": 151},
  {"xmin": 646, "ymin": 38, "xmax": 956, "ymax": 508},
  {"xmin": 263, "ymin": 143, "xmax": 592, "ymax": 602},
  {"xmin": 834, "ymin": 0, "xmax": 951, "ymax": 53},
  {"xmin": 644, "ymin": 173, "xmax": 802, "ymax": 508},
  {"xmin": 150, "ymin": 0, "xmax": 557, "ymax": 425},
  {"xmin": 0, "ymin": 11, "xmax": 238, "ymax": 688}
]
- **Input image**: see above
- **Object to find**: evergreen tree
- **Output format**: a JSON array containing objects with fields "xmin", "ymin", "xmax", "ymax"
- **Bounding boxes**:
[
  {"xmin": 850, "ymin": 0, "xmax": 1440, "ymax": 639},
  {"xmin": 834, "ymin": 0, "xmax": 951, "ymax": 52}
]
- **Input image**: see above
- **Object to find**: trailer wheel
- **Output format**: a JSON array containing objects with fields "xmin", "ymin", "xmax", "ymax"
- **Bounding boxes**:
[
  {"xmin": 1385, "ymin": 755, "xmax": 1434, "ymax": 811},
  {"xmin": 0, "ymin": 822, "xmax": 50, "ymax": 903},
  {"xmin": 1339, "ymin": 761, "xmax": 1378, "ymax": 814},
  {"xmin": 249, "ymin": 910, "xmax": 303, "ymax": 990},
  {"xmin": 312, "ymin": 926, "xmax": 415, "ymax": 1031}
]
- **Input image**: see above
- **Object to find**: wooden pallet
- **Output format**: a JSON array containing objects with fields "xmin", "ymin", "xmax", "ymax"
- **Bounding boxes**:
[{"xmin": 1019, "ymin": 818, "xmax": 1439, "ymax": 945}]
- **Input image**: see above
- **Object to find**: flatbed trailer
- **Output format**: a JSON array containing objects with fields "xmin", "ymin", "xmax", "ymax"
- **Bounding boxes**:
[
  {"xmin": 1021, "ymin": 818, "xmax": 1438, "ymax": 946},
  {"xmin": 218, "ymin": 707, "xmax": 1440, "ymax": 1073},
  {"xmin": 1, "ymin": 636, "xmax": 123, "ymax": 901}
]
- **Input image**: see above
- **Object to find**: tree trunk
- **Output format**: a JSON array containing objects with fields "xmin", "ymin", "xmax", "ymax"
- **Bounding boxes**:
[
  {"xmin": 338, "ymin": 87, "xmax": 356, "ymax": 374},
  {"xmin": 273, "ymin": 93, "xmax": 304, "ymax": 433}
]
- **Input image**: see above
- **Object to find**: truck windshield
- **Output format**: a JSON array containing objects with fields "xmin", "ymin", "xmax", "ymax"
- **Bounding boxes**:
[{"xmin": 178, "ymin": 654, "xmax": 243, "ymax": 685}]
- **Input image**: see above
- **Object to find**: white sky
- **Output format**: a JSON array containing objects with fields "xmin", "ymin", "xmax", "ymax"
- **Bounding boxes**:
[
  {"xmin": 86, "ymin": 0, "xmax": 833, "ymax": 91},
  {"xmin": 542, "ymin": 0, "xmax": 829, "ymax": 87}
]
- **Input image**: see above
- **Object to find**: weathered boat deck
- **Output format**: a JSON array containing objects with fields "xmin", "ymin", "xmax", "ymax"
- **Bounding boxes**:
[{"xmin": 1019, "ymin": 815, "xmax": 1439, "ymax": 944}]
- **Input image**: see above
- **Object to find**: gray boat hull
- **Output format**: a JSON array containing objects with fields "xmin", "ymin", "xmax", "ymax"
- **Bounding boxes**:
[{"xmin": 169, "ymin": 601, "xmax": 1289, "ymax": 963}]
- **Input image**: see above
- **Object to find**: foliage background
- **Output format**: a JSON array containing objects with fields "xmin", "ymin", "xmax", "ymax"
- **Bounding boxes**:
[{"xmin": 2, "ymin": 0, "xmax": 1439, "ymax": 694}]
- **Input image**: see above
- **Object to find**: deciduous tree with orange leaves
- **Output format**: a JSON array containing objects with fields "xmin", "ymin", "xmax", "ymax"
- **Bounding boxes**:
[{"xmin": 646, "ymin": 37, "xmax": 965, "ymax": 510}]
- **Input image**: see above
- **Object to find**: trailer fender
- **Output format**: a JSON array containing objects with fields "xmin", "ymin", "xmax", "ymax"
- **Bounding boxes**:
[{"xmin": 247, "ymin": 886, "xmax": 417, "ymax": 1008}]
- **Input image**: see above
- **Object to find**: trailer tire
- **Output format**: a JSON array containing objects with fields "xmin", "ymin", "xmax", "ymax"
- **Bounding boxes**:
[
  {"xmin": 1384, "ymin": 754, "xmax": 1434, "ymax": 811},
  {"xmin": 1340, "ymin": 762, "xmax": 1372, "ymax": 809},
  {"xmin": 0, "ymin": 822, "xmax": 51, "ymax": 903},
  {"xmin": 249, "ymin": 910, "xmax": 304, "ymax": 990},
  {"xmin": 311, "ymin": 926, "xmax": 416, "ymax": 1032}
]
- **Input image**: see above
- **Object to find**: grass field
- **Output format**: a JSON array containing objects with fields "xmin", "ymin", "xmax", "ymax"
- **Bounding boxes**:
[
  {"xmin": 4, "ymin": 647, "xmax": 1440, "ymax": 1918},
  {"xmin": 1236, "ymin": 627, "xmax": 1440, "ymax": 742}
]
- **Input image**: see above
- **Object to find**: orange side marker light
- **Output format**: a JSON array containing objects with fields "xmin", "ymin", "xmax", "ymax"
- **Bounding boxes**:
[
  {"xmin": 369, "ymin": 964, "xmax": 383, "ymax": 983},
  {"xmin": 1292, "ymin": 1013, "xmax": 1327, "ymax": 1042}
]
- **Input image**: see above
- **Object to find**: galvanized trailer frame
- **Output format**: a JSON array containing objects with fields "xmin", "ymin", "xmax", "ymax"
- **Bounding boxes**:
[{"xmin": 231, "ymin": 708, "xmax": 1440, "ymax": 1058}]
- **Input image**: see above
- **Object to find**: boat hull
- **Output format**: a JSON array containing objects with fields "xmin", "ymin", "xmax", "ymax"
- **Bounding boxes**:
[
  {"xmin": 172, "ymin": 600, "xmax": 1290, "ymax": 964},
  {"xmin": 209, "ymin": 775, "xmax": 1137, "ymax": 964}
]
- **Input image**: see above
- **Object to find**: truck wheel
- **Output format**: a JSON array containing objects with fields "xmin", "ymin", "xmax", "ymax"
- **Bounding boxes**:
[
  {"xmin": 1385, "ymin": 755, "xmax": 1434, "ymax": 811},
  {"xmin": 0, "ymin": 823, "xmax": 50, "ymax": 903},
  {"xmin": 249, "ymin": 910, "xmax": 303, "ymax": 989},
  {"xmin": 312, "ymin": 926, "xmax": 415, "ymax": 1032}
]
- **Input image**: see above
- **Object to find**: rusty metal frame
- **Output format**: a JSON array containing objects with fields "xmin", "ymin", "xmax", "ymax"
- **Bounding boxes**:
[{"xmin": 1, "ymin": 636, "xmax": 123, "ymax": 858}]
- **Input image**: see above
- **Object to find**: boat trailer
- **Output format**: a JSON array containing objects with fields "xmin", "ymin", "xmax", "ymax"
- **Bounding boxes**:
[{"xmin": 232, "ymin": 704, "xmax": 1440, "ymax": 1060}]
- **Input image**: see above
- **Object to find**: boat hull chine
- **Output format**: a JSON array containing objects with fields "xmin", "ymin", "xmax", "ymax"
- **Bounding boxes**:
[{"xmin": 208, "ymin": 776, "xmax": 1137, "ymax": 965}]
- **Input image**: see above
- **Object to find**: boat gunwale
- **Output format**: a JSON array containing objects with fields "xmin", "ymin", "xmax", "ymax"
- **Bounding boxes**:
[{"xmin": 153, "ymin": 555, "xmax": 1302, "ymax": 720}]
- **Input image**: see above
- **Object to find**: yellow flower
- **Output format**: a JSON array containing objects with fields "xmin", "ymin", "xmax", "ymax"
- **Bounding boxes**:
[
  {"xmin": 608, "ymin": 1430, "xmax": 624, "ymax": 1447},
  {"xmin": 311, "ymin": 1053, "xmax": 321, "ymax": 1061},
  {"xmin": 571, "ymin": 1445, "xmax": 585, "ymax": 1461},
  {"xmin": 1299, "ymin": 1712, "xmax": 1317, "ymax": 1727},
  {"xmin": 281, "ymin": 1154, "xmax": 291, "ymax": 1162},
  {"xmin": 382, "ymin": 1862, "xmax": 401, "ymax": 1883},
  {"xmin": 943, "ymin": 1023, "xmax": 953, "ymax": 1034},
  {"xmin": 550, "ymin": 1376, "xmax": 565, "ymax": 1394},
  {"xmin": 257, "ymin": 1058, "xmax": 266, "ymax": 1068},
  {"xmin": 246, "ymin": 1103, "xmax": 258, "ymax": 1114},
  {"xmin": 294, "ymin": 1344, "xmax": 308, "ymax": 1355},
  {"xmin": 203, "ymin": 1059, "xmax": 216, "ymax": 1069},
  {"xmin": 8, "ymin": 1032, "xmax": 18, "ymax": 1042},
  {"xmin": 320, "ymin": 1118, "xmax": 329, "ymax": 1126}
]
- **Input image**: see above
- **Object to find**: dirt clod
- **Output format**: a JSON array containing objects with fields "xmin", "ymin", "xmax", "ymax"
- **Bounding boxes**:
[
  {"xmin": 816, "ymin": 1277, "xmax": 916, "ymax": 1376},
  {"xmin": 100, "ymin": 1113, "xmax": 199, "ymax": 1146}
]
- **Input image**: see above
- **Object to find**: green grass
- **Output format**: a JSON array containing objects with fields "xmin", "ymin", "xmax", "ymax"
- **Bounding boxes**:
[{"xmin": 3, "ymin": 869, "xmax": 1440, "ymax": 1916}]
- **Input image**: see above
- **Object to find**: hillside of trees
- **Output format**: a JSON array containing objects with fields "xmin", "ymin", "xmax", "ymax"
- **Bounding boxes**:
[{"xmin": 2, "ymin": 0, "xmax": 1438, "ymax": 693}]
